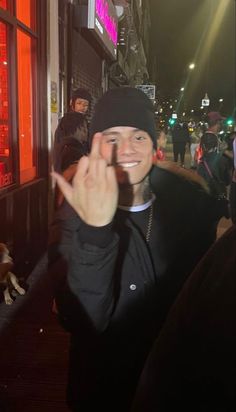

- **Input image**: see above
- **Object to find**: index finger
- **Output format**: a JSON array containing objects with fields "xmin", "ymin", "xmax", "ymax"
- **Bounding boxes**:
[{"xmin": 90, "ymin": 132, "xmax": 103, "ymax": 158}]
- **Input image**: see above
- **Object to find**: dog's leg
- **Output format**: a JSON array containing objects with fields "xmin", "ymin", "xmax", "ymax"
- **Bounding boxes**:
[
  {"xmin": 8, "ymin": 272, "xmax": 26, "ymax": 295},
  {"xmin": 3, "ymin": 287, "xmax": 14, "ymax": 305}
]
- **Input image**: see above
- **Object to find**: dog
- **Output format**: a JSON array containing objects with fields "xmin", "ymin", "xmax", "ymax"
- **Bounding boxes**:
[{"xmin": 0, "ymin": 243, "xmax": 26, "ymax": 305}]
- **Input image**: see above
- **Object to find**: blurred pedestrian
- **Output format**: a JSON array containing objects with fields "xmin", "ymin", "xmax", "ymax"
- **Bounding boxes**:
[
  {"xmin": 53, "ymin": 88, "xmax": 92, "ymax": 207},
  {"xmin": 53, "ymin": 88, "xmax": 92, "ymax": 173},
  {"xmin": 49, "ymin": 87, "xmax": 217, "ymax": 412},
  {"xmin": 132, "ymin": 223, "xmax": 236, "ymax": 412},
  {"xmin": 190, "ymin": 125, "xmax": 202, "ymax": 168},
  {"xmin": 205, "ymin": 111, "xmax": 227, "ymax": 151},
  {"xmin": 171, "ymin": 120, "xmax": 190, "ymax": 167},
  {"xmin": 197, "ymin": 132, "xmax": 231, "ymax": 219},
  {"xmin": 153, "ymin": 129, "xmax": 167, "ymax": 161}
]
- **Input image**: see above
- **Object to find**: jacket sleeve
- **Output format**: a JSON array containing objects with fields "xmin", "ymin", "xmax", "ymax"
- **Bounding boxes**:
[{"xmin": 48, "ymin": 202, "xmax": 120, "ymax": 334}]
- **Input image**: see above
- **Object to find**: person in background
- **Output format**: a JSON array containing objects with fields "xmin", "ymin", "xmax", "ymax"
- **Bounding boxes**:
[
  {"xmin": 153, "ymin": 129, "xmax": 167, "ymax": 161},
  {"xmin": 197, "ymin": 132, "xmax": 231, "ymax": 219},
  {"xmin": 190, "ymin": 125, "xmax": 202, "ymax": 168},
  {"xmin": 197, "ymin": 132, "xmax": 231, "ymax": 194},
  {"xmin": 131, "ymin": 223, "xmax": 236, "ymax": 412},
  {"xmin": 53, "ymin": 88, "xmax": 92, "ymax": 207},
  {"xmin": 53, "ymin": 88, "xmax": 92, "ymax": 174},
  {"xmin": 48, "ymin": 87, "xmax": 217, "ymax": 412},
  {"xmin": 171, "ymin": 120, "xmax": 190, "ymax": 167},
  {"xmin": 205, "ymin": 111, "xmax": 227, "ymax": 151}
]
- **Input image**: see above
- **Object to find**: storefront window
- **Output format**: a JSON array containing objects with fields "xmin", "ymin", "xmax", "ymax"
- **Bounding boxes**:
[
  {"xmin": 17, "ymin": 29, "xmax": 36, "ymax": 184},
  {"xmin": 0, "ymin": 0, "xmax": 38, "ymax": 189},
  {"xmin": 0, "ymin": 21, "xmax": 14, "ymax": 188},
  {"xmin": 0, "ymin": 0, "xmax": 8, "ymax": 10},
  {"xmin": 16, "ymin": 0, "xmax": 36, "ymax": 30}
]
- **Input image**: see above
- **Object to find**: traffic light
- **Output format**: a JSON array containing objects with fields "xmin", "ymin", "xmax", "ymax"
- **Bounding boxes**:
[
  {"xmin": 226, "ymin": 117, "xmax": 234, "ymax": 126},
  {"xmin": 168, "ymin": 118, "xmax": 176, "ymax": 126}
]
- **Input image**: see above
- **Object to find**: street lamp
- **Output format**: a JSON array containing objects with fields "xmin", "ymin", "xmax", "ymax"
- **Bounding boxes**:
[
  {"xmin": 219, "ymin": 98, "xmax": 223, "ymax": 103},
  {"xmin": 180, "ymin": 87, "xmax": 185, "ymax": 91},
  {"xmin": 189, "ymin": 63, "xmax": 195, "ymax": 70}
]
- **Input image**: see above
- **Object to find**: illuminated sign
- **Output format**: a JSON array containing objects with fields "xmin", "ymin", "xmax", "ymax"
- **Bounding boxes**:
[
  {"xmin": 136, "ymin": 85, "xmax": 156, "ymax": 100},
  {"xmin": 87, "ymin": 0, "xmax": 118, "ymax": 60}
]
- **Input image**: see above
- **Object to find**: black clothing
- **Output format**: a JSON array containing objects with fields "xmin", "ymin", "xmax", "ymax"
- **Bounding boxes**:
[
  {"xmin": 132, "ymin": 224, "xmax": 236, "ymax": 412},
  {"xmin": 53, "ymin": 112, "xmax": 89, "ymax": 173},
  {"xmin": 48, "ymin": 165, "xmax": 217, "ymax": 412},
  {"xmin": 172, "ymin": 123, "xmax": 190, "ymax": 164},
  {"xmin": 173, "ymin": 141, "xmax": 186, "ymax": 164},
  {"xmin": 197, "ymin": 152, "xmax": 231, "ymax": 195}
]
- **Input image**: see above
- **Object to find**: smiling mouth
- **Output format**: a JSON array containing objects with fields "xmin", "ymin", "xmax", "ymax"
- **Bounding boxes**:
[{"xmin": 117, "ymin": 162, "xmax": 140, "ymax": 168}]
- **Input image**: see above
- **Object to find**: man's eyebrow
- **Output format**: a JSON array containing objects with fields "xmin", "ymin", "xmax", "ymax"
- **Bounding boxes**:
[
  {"xmin": 102, "ymin": 130, "xmax": 120, "ymax": 136},
  {"xmin": 102, "ymin": 128, "xmax": 141, "ymax": 136}
]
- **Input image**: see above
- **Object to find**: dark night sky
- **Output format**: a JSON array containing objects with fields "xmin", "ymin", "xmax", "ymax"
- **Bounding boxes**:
[{"xmin": 150, "ymin": 0, "xmax": 236, "ymax": 117}]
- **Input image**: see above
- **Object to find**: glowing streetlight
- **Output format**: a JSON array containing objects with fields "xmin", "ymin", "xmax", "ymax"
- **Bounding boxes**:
[
  {"xmin": 189, "ymin": 63, "xmax": 195, "ymax": 70},
  {"xmin": 219, "ymin": 98, "xmax": 223, "ymax": 102},
  {"xmin": 180, "ymin": 87, "xmax": 185, "ymax": 92}
]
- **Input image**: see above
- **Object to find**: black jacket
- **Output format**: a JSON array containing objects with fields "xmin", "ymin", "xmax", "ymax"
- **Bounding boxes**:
[
  {"xmin": 48, "ymin": 164, "xmax": 217, "ymax": 411},
  {"xmin": 172, "ymin": 122, "xmax": 190, "ymax": 144},
  {"xmin": 53, "ymin": 112, "xmax": 89, "ymax": 173},
  {"xmin": 132, "ymin": 224, "xmax": 236, "ymax": 412}
]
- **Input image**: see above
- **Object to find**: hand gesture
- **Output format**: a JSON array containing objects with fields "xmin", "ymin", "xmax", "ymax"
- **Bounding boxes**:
[{"xmin": 52, "ymin": 133, "xmax": 118, "ymax": 227}]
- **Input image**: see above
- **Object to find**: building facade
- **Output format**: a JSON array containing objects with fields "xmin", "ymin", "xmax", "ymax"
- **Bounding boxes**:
[{"xmin": 0, "ymin": 0, "xmax": 152, "ymax": 276}]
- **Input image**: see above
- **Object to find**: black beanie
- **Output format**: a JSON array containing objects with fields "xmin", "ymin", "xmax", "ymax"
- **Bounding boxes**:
[{"xmin": 89, "ymin": 87, "xmax": 156, "ymax": 148}]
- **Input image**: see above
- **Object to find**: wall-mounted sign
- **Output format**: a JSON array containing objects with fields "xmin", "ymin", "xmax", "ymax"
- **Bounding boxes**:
[
  {"xmin": 51, "ymin": 81, "xmax": 58, "ymax": 113},
  {"xmin": 87, "ymin": 0, "xmax": 118, "ymax": 60},
  {"xmin": 136, "ymin": 85, "xmax": 156, "ymax": 100},
  {"xmin": 202, "ymin": 98, "xmax": 210, "ymax": 107}
]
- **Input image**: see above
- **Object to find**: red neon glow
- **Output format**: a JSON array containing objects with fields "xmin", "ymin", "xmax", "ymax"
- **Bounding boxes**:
[
  {"xmin": 0, "ymin": 0, "xmax": 7, "ymax": 10},
  {"xmin": 17, "ymin": 29, "xmax": 36, "ymax": 184}
]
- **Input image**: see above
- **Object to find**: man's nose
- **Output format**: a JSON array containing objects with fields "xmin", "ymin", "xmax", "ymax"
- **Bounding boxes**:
[{"xmin": 119, "ymin": 139, "xmax": 136, "ymax": 154}]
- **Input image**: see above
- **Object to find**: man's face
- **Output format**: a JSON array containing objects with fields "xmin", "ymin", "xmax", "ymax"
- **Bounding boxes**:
[
  {"xmin": 100, "ymin": 126, "xmax": 154, "ymax": 185},
  {"xmin": 73, "ymin": 98, "xmax": 89, "ymax": 114}
]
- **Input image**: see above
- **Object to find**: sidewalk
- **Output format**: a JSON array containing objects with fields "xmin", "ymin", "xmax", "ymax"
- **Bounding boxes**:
[{"xmin": 0, "ymin": 255, "xmax": 70, "ymax": 411}]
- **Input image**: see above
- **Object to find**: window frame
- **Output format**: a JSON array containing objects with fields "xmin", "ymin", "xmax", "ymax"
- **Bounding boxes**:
[{"xmin": 0, "ymin": 0, "xmax": 41, "ymax": 193}]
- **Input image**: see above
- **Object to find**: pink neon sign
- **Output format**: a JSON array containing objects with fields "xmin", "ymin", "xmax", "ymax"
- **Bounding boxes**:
[{"xmin": 96, "ymin": 0, "xmax": 118, "ymax": 46}]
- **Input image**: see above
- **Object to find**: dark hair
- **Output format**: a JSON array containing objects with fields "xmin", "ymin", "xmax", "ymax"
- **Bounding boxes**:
[{"xmin": 71, "ymin": 88, "xmax": 91, "ymax": 107}]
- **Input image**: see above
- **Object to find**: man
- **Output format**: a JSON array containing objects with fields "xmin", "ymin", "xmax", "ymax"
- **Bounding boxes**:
[
  {"xmin": 132, "ymin": 224, "xmax": 236, "ymax": 412},
  {"xmin": 53, "ymin": 88, "xmax": 91, "ymax": 173},
  {"xmin": 49, "ymin": 87, "xmax": 217, "ymax": 412},
  {"xmin": 205, "ymin": 111, "xmax": 226, "ymax": 151},
  {"xmin": 171, "ymin": 120, "xmax": 190, "ymax": 167},
  {"xmin": 206, "ymin": 111, "xmax": 225, "ymax": 136}
]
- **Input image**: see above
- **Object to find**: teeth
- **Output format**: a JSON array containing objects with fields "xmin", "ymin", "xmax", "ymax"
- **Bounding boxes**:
[{"xmin": 118, "ymin": 162, "xmax": 139, "ymax": 168}]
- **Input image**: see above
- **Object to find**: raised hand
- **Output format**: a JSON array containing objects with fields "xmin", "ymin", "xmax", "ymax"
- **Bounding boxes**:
[{"xmin": 52, "ymin": 133, "xmax": 118, "ymax": 227}]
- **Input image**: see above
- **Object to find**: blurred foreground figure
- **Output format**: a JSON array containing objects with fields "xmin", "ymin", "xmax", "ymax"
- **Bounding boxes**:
[
  {"xmin": 49, "ymin": 87, "xmax": 218, "ymax": 412},
  {"xmin": 132, "ymin": 224, "xmax": 236, "ymax": 412}
]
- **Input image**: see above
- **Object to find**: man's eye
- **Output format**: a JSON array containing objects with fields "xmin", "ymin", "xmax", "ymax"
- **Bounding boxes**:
[
  {"xmin": 106, "ymin": 137, "xmax": 117, "ymax": 144},
  {"xmin": 134, "ymin": 135, "xmax": 146, "ymax": 141}
]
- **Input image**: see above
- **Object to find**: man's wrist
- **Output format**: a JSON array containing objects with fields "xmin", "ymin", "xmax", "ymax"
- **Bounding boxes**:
[{"xmin": 78, "ymin": 221, "xmax": 114, "ymax": 247}]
